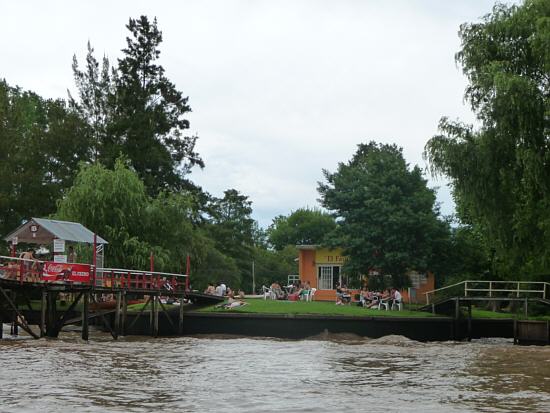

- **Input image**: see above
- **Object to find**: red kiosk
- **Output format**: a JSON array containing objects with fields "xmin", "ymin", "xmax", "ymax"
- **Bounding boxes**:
[{"xmin": 3, "ymin": 217, "xmax": 108, "ymax": 283}]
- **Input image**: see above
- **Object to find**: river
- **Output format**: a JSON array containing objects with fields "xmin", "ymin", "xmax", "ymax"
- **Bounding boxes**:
[{"xmin": 1, "ymin": 327, "xmax": 549, "ymax": 412}]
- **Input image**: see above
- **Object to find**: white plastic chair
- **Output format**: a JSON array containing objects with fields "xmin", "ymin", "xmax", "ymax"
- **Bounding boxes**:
[
  {"xmin": 262, "ymin": 285, "xmax": 276, "ymax": 300},
  {"xmin": 391, "ymin": 300, "xmax": 403, "ymax": 311},
  {"xmin": 307, "ymin": 288, "xmax": 316, "ymax": 302},
  {"xmin": 378, "ymin": 298, "xmax": 389, "ymax": 310}
]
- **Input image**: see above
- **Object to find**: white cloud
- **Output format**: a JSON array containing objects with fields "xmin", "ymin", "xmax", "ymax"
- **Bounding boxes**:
[{"xmin": 1, "ymin": 0, "xmax": 500, "ymax": 226}]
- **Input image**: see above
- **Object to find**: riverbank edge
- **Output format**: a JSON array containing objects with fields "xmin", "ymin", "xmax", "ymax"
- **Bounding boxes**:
[{"xmin": 119, "ymin": 310, "xmax": 514, "ymax": 341}]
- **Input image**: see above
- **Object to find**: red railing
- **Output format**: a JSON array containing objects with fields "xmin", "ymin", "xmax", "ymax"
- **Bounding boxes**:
[
  {"xmin": 95, "ymin": 268, "xmax": 187, "ymax": 293},
  {"xmin": 0, "ymin": 256, "xmax": 188, "ymax": 293}
]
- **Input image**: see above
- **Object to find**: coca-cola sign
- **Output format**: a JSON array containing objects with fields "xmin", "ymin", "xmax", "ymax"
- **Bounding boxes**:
[{"xmin": 42, "ymin": 262, "xmax": 91, "ymax": 282}]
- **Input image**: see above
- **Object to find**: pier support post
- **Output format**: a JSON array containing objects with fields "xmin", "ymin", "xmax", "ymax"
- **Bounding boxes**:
[
  {"xmin": 82, "ymin": 292, "xmax": 89, "ymax": 341},
  {"xmin": 153, "ymin": 294, "xmax": 159, "ymax": 337},
  {"xmin": 524, "ymin": 298, "xmax": 528, "ymax": 317},
  {"xmin": 149, "ymin": 295, "xmax": 154, "ymax": 336},
  {"xmin": 467, "ymin": 303, "xmax": 472, "ymax": 342},
  {"xmin": 121, "ymin": 292, "xmax": 127, "ymax": 336},
  {"xmin": 46, "ymin": 292, "xmax": 58, "ymax": 337},
  {"xmin": 178, "ymin": 294, "xmax": 184, "ymax": 335},
  {"xmin": 11, "ymin": 291, "xmax": 18, "ymax": 336},
  {"xmin": 40, "ymin": 290, "xmax": 47, "ymax": 337},
  {"xmin": 454, "ymin": 298, "xmax": 460, "ymax": 340},
  {"xmin": 114, "ymin": 291, "xmax": 121, "ymax": 337}
]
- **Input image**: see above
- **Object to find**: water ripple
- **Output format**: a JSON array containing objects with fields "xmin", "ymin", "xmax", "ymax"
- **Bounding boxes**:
[{"xmin": 0, "ymin": 329, "xmax": 549, "ymax": 412}]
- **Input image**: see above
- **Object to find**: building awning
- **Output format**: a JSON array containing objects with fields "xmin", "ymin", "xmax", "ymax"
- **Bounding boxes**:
[{"xmin": 4, "ymin": 218, "xmax": 108, "ymax": 245}]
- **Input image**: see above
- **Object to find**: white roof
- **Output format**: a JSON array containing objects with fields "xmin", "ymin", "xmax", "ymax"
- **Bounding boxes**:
[{"xmin": 4, "ymin": 218, "xmax": 108, "ymax": 245}]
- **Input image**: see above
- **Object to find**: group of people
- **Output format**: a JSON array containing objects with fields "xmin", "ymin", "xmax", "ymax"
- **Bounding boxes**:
[
  {"xmin": 359, "ymin": 288, "xmax": 402, "ymax": 310},
  {"xmin": 267, "ymin": 280, "xmax": 312, "ymax": 301},
  {"xmin": 204, "ymin": 282, "xmax": 245, "ymax": 299}
]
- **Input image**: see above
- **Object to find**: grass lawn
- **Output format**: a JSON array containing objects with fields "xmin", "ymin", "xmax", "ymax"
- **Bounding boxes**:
[
  {"xmin": 197, "ymin": 298, "xmax": 436, "ymax": 318},
  {"xmin": 17, "ymin": 299, "xmax": 550, "ymax": 321}
]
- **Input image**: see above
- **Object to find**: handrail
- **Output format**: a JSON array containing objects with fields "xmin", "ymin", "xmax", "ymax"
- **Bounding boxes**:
[
  {"xmin": 425, "ymin": 280, "xmax": 550, "ymax": 304},
  {"xmin": 0, "ymin": 255, "xmax": 188, "ymax": 293},
  {"xmin": 97, "ymin": 268, "xmax": 187, "ymax": 278}
]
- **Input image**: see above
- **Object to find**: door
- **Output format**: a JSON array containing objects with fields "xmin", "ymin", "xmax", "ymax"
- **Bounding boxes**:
[{"xmin": 318, "ymin": 266, "xmax": 333, "ymax": 290}]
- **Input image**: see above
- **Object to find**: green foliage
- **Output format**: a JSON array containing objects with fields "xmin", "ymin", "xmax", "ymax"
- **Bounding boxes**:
[
  {"xmin": 191, "ymin": 234, "xmax": 241, "ymax": 291},
  {"xmin": 205, "ymin": 189, "xmax": 256, "ymax": 290},
  {"xmin": 70, "ymin": 16, "xmax": 203, "ymax": 196},
  {"xmin": 113, "ymin": 16, "xmax": 203, "ymax": 194},
  {"xmin": 319, "ymin": 141, "xmax": 451, "ymax": 289},
  {"xmin": 69, "ymin": 41, "xmax": 114, "ymax": 163},
  {"xmin": 56, "ymin": 159, "xmax": 156, "ymax": 269},
  {"xmin": 267, "ymin": 207, "xmax": 336, "ymax": 250},
  {"xmin": 252, "ymin": 245, "xmax": 298, "ymax": 292},
  {"xmin": 424, "ymin": 0, "xmax": 550, "ymax": 279},
  {"xmin": 0, "ymin": 80, "xmax": 90, "ymax": 239}
]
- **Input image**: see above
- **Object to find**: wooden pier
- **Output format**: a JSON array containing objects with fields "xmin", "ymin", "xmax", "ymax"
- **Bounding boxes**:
[
  {"xmin": 421, "ymin": 280, "xmax": 550, "ymax": 344},
  {"xmin": 0, "ymin": 268, "xmax": 221, "ymax": 341}
]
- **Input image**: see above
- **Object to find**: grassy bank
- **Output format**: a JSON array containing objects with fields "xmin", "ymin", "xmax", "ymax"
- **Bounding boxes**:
[
  {"xmin": 197, "ymin": 299, "xmax": 436, "ymax": 317},
  {"xmin": 20, "ymin": 299, "xmax": 550, "ymax": 320}
]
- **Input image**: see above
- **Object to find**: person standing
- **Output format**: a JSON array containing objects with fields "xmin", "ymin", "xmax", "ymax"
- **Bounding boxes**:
[{"xmin": 67, "ymin": 246, "xmax": 77, "ymax": 263}]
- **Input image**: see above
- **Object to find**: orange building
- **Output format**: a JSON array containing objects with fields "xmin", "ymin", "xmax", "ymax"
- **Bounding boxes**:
[{"xmin": 297, "ymin": 245, "xmax": 435, "ymax": 303}]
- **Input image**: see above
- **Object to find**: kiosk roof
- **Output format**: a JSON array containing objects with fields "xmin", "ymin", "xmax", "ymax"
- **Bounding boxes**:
[{"xmin": 4, "ymin": 218, "xmax": 108, "ymax": 245}]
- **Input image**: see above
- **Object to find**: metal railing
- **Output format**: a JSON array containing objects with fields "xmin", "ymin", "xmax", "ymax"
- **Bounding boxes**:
[{"xmin": 425, "ymin": 280, "xmax": 550, "ymax": 304}]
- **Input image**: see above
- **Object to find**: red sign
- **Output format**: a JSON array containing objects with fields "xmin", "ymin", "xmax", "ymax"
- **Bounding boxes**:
[{"xmin": 42, "ymin": 262, "xmax": 91, "ymax": 283}]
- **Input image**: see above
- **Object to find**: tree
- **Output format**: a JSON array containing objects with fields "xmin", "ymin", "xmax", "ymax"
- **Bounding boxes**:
[
  {"xmin": 113, "ymin": 16, "xmax": 203, "ymax": 194},
  {"xmin": 252, "ymin": 245, "xmax": 298, "ymax": 292},
  {"xmin": 0, "ymin": 80, "xmax": 90, "ymax": 238},
  {"xmin": 319, "ymin": 142, "xmax": 450, "ymax": 289},
  {"xmin": 424, "ymin": 0, "xmax": 550, "ymax": 279},
  {"xmin": 267, "ymin": 207, "xmax": 336, "ymax": 250},
  {"xmin": 56, "ymin": 159, "xmax": 158, "ymax": 270},
  {"xmin": 206, "ymin": 189, "xmax": 255, "ymax": 290},
  {"xmin": 69, "ymin": 42, "xmax": 115, "ymax": 163}
]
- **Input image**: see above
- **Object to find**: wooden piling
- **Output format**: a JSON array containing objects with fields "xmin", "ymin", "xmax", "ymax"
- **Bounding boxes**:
[
  {"xmin": 82, "ymin": 292, "xmax": 89, "ymax": 341},
  {"xmin": 46, "ymin": 292, "xmax": 57, "ymax": 337},
  {"xmin": 121, "ymin": 292, "xmax": 127, "ymax": 336},
  {"xmin": 178, "ymin": 295, "xmax": 185, "ymax": 335},
  {"xmin": 40, "ymin": 290, "xmax": 47, "ymax": 337},
  {"xmin": 467, "ymin": 303, "xmax": 472, "ymax": 342},
  {"xmin": 153, "ymin": 295, "xmax": 159, "ymax": 337},
  {"xmin": 11, "ymin": 291, "xmax": 18, "ymax": 336},
  {"xmin": 114, "ymin": 291, "xmax": 121, "ymax": 337},
  {"xmin": 454, "ymin": 298, "xmax": 460, "ymax": 340}
]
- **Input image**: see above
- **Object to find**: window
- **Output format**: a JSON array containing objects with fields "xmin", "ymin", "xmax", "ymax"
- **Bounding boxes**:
[{"xmin": 288, "ymin": 274, "xmax": 299, "ymax": 285}]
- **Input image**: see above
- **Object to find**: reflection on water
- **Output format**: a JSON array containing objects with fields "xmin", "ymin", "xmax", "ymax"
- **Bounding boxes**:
[{"xmin": 1, "ymin": 327, "xmax": 549, "ymax": 412}]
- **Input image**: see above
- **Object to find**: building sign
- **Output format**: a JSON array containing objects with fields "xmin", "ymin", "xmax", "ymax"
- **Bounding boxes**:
[
  {"xmin": 42, "ymin": 262, "xmax": 91, "ymax": 282},
  {"xmin": 53, "ymin": 239, "xmax": 66, "ymax": 253},
  {"xmin": 314, "ymin": 248, "xmax": 348, "ymax": 265},
  {"xmin": 54, "ymin": 254, "xmax": 67, "ymax": 263}
]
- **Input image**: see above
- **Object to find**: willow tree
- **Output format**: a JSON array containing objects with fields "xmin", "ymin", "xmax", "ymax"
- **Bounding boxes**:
[{"xmin": 424, "ymin": 0, "xmax": 549, "ymax": 278}]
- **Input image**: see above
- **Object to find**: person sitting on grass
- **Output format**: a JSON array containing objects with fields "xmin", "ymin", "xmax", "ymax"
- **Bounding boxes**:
[
  {"xmin": 204, "ymin": 283, "xmax": 216, "ymax": 295},
  {"xmin": 216, "ymin": 292, "xmax": 247, "ymax": 309}
]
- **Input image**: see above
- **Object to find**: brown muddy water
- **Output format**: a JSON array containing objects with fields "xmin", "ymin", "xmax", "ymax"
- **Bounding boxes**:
[{"xmin": 0, "ymin": 326, "xmax": 549, "ymax": 412}]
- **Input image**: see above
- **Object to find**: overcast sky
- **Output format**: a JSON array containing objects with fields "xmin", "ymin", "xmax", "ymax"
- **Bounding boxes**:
[{"xmin": 2, "ymin": 0, "xmax": 506, "ymax": 226}]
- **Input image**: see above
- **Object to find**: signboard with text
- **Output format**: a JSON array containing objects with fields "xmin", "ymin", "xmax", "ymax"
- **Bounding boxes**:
[
  {"xmin": 53, "ymin": 239, "xmax": 65, "ymax": 253},
  {"xmin": 42, "ymin": 262, "xmax": 91, "ymax": 283}
]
